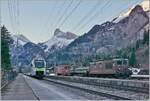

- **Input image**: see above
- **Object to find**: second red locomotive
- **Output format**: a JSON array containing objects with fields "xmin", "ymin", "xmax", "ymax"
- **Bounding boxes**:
[{"xmin": 55, "ymin": 65, "xmax": 71, "ymax": 76}]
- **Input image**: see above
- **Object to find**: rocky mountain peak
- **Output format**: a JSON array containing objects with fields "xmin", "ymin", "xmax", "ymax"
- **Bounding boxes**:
[
  {"xmin": 54, "ymin": 28, "xmax": 63, "ymax": 36},
  {"xmin": 66, "ymin": 32, "xmax": 78, "ymax": 39},
  {"xmin": 11, "ymin": 34, "xmax": 30, "ymax": 46},
  {"xmin": 54, "ymin": 28, "xmax": 77, "ymax": 39},
  {"xmin": 12, "ymin": 34, "xmax": 30, "ymax": 42},
  {"xmin": 129, "ymin": 5, "xmax": 146, "ymax": 16},
  {"xmin": 38, "ymin": 29, "xmax": 78, "ymax": 53}
]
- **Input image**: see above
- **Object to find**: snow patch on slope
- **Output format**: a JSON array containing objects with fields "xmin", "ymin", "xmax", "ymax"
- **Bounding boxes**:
[
  {"xmin": 114, "ymin": 0, "xmax": 149, "ymax": 23},
  {"xmin": 140, "ymin": 0, "xmax": 149, "ymax": 11},
  {"xmin": 44, "ymin": 36, "xmax": 74, "ymax": 52},
  {"xmin": 42, "ymin": 29, "xmax": 78, "ymax": 52},
  {"xmin": 11, "ymin": 34, "xmax": 30, "ymax": 46}
]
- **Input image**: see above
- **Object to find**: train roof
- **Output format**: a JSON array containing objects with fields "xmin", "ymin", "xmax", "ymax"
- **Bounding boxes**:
[
  {"xmin": 89, "ymin": 58, "xmax": 128, "ymax": 64},
  {"xmin": 112, "ymin": 58, "xmax": 128, "ymax": 61},
  {"xmin": 56, "ymin": 65, "xmax": 71, "ymax": 68}
]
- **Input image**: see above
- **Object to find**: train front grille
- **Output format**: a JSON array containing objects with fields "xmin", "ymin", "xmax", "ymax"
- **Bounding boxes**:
[{"xmin": 36, "ymin": 71, "xmax": 44, "ymax": 76}]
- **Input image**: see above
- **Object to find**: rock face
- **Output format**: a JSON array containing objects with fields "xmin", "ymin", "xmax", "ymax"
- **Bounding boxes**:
[
  {"xmin": 67, "ymin": 5, "xmax": 148, "ymax": 54},
  {"xmin": 10, "ymin": 35, "xmax": 45, "ymax": 69},
  {"xmin": 11, "ymin": 34, "xmax": 30, "ymax": 46},
  {"xmin": 38, "ymin": 28, "xmax": 78, "ymax": 54},
  {"xmin": 47, "ymin": 4, "xmax": 149, "ymax": 65},
  {"xmin": 10, "ymin": 29, "xmax": 78, "ymax": 68}
]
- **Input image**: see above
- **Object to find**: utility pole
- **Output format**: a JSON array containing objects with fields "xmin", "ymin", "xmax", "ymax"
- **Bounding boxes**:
[
  {"xmin": 17, "ymin": 0, "xmax": 20, "ymax": 73},
  {"xmin": 16, "ymin": 37, "xmax": 20, "ymax": 73}
]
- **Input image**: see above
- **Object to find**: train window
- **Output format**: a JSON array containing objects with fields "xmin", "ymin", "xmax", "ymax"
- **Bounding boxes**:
[
  {"xmin": 116, "ymin": 60, "xmax": 122, "ymax": 65},
  {"xmin": 34, "ymin": 60, "xmax": 44, "ymax": 68},
  {"xmin": 123, "ymin": 60, "xmax": 128, "ymax": 65},
  {"xmin": 98, "ymin": 63, "xmax": 102, "ymax": 65},
  {"xmin": 105, "ymin": 63, "xmax": 113, "ymax": 69},
  {"xmin": 64, "ymin": 66, "xmax": 69, "ymax": 69}
]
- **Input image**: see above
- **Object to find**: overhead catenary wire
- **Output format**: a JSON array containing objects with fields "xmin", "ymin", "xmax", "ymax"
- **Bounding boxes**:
[
  {"xmin": 16, "ymin": 0, "xmax": 20, "ymax": 34},
  {"xmin": 7, "ymin": 0, "xmax": 20, "ymax": 68},
  {"xmin": 75, "ymin": 0, "xmax": 111, "ymax": 32},
  {"xmin": 75, "ymin": 0, "xmax": 141, "ymax": 33},
  {"xmin": 71, "ymin": 0, "xmax": 102, "ymax": 31},
  {"xmin": 7, "ymin": 0, "xmax": 20, "ymax": 34},
  {"xmin": 58, "ymin": 0, "xmax": 82, "ymax": 28},
  {"xmin": 7, "ymin": 0, "xmax": 15, "ymax": 33},
  {"xmin": 12, "ymin": 0, "xmax": 18, "ymax": 33},
  {"xmin": 0, "ymin": 0, "xmax": 2, "ymax": 27},
  {"xmin": 54, "ymin": 0, "xmax": 73, "ymax": 27},
  {"xmin": 111, "ymin": 0, "xmax": 141, "ymax": 21},
  {"xmin": 49, "ymin": 0, "xmax": 68, "ymax": 28},
  {"xmin": 48, "ymin": 0, "xmax": 69, "ymax": 34},
  {"xmin": 39, "ymin": 1, "xmax": 58, "ymax": 36}
]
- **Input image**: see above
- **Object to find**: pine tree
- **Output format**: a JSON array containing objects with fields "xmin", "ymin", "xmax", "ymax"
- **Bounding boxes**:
[
  {"xmin": 1, "ymin": 25, "xmax": 12, "ymax": 70},
  {"xmin": 129, "ymin": 48, "xmax": 136, "ymax": 67},
  {"xmin": 136, "ymin": 40, "xmax": 140, "ymax": 49},
  {"xmin": 143, "ymin": 30, "xmax": 149, "ymax": 45}
]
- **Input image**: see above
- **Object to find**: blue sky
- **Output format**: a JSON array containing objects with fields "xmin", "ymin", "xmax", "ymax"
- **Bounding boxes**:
[{"xmin": 1, "ymin": 0, "xmax": 143, "ymax": 43}]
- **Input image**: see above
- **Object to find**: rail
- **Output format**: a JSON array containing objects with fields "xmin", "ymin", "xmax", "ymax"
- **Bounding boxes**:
[
  {"xmin": 45, "ymin": 76, "xmax": 149, "ymax": 93},
  {"xmin": 44, "ymin": 78, "xmax": 132, "ymax": 100}
]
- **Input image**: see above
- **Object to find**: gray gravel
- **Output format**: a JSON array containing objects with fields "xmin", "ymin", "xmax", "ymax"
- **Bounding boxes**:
[{"xmin": 45, "ymin": 77, "xmax": 149, "ymax": 100}]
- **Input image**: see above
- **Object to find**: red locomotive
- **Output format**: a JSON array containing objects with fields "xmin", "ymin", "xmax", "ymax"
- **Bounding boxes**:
[
  {"xmin": 55, "ymin": 65, "xmax": 71, "ymax": 76},
  {"xmin": 88, "ymin": 59, "xmax": 132, "ymax": 77}
]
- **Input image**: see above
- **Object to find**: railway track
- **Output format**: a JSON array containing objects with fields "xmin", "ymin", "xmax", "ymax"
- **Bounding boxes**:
[
  {"xmin": 44, "ymin": 77, "xmax": 131, "ymax": 100},
  {"xmin": 46, "ymin": 75, "xmax": 149, "ymax": 93},
  {"xmin": 24, "ymin": 75, "xmax": 40, "ymax": 100},
  {"xmin": 44, "ymin": 76, "xmax": 149, "ymax": 100},
  {"xmin": 23, "ymin": 74, "xmax": 149, "ymax": 100}
]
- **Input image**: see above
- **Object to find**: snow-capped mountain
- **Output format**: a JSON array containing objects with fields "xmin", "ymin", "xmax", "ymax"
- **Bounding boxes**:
[
  {"xmin": 9, "ymin": 34, "xmax": 45, "ymax": 70},
  {"xmin": 114, "ymin": 0, "xmax": 149, "ymax": 23},
  {"xmin": 38, "ymin": 28, "xmax": 78, "ymax": 53},
  {"xmin": 9, "ymin": 29, "xmax": 78, "ymax": 68},
  {"xmin": 9, "ymin": 1, "xmax": 149, "ymax": 68},
  {"xmin": 11, "ymin": 34, "xmax": 30, "ymax": 46},
  {"xmin": 46, "ymin": 4, "xmax": 149, "ymax": 65}
]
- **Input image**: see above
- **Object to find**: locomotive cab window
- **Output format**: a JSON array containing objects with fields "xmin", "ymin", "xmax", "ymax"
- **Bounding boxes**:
[
  {"xmin": 116, "ymin": 60, "xmax": 122, "ymax": 65},
  {"xmin": 123, "ymin": 60, "xmax": 128, "ymax": 65},
  {"xmin": 34, "ymin": 60, "xmax": 44, "ymax": 68},
  {"xmin": 64, "ymin": 66, "xmax": 69, "ymax": 69},
  {"xmin": 105, "ymin": 62, "xmax": 113, "ymax": 69}
]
